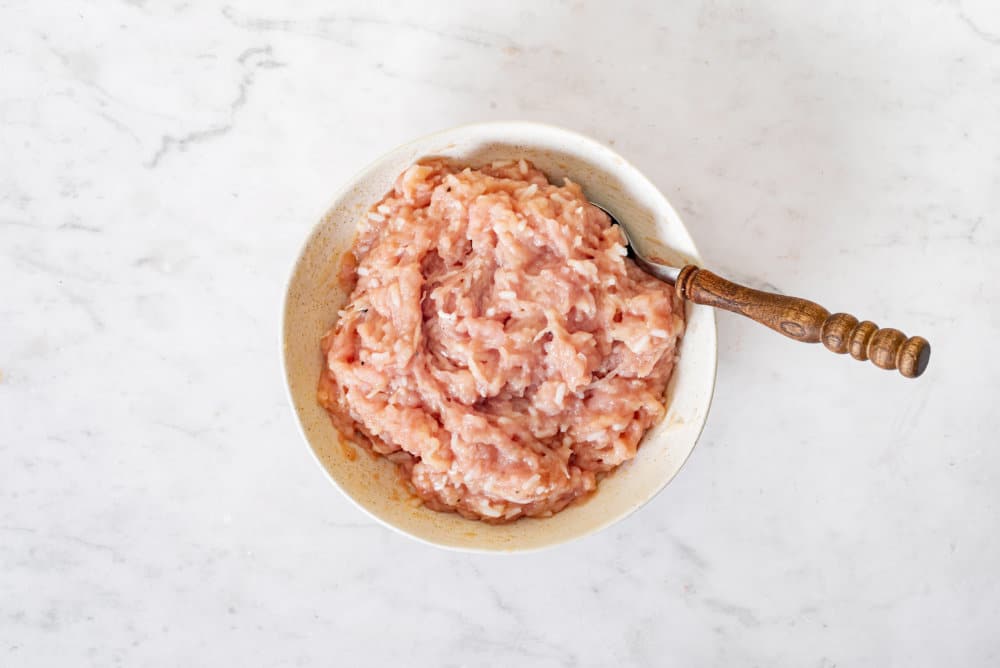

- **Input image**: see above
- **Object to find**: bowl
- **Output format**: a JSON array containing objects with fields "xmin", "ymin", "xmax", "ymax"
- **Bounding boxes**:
[{"xmin": 282, "ymin": 121, "xmax": 717, "ymax": 552}]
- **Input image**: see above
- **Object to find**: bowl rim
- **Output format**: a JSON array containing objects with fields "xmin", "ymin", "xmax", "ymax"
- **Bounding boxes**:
[{"xmin": 281, "ymin": 120, "xmax": 718, "ymax": 552}]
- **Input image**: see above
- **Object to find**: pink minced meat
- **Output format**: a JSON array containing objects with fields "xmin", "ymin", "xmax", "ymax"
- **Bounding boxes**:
[{"xmin": 319, "ymin": 159, "xmax": 684, "ymax": 522}]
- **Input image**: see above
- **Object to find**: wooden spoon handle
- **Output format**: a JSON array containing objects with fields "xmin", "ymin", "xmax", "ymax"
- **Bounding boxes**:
[{"xmin": 674, "ymin": 265, "xmax": 931, "ymax": 378}]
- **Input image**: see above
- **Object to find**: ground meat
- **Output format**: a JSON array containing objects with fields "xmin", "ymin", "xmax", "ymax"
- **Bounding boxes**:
[{"xmin": 319, "ymin": 159, "xmax": 684, "ymax": 522}]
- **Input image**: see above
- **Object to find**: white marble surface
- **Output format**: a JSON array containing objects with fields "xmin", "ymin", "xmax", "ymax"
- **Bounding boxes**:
[{"xmin": 2, "ymin": 1, "xmax": 999, "ymax": 665}]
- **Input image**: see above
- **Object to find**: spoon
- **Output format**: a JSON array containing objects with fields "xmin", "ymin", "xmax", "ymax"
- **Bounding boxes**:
[{"xmin": 593, "ymin": 204, "xmax": 931, "ymax": 378}]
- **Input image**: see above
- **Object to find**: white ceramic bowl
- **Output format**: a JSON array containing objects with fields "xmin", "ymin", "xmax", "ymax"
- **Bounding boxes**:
[{"xmin": 282, "ymin": 122, "xmax": 717, "ymax": 552}]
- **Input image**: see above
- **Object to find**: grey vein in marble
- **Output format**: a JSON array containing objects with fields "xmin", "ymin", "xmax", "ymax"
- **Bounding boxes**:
[{"xmin": 146, "ymin": 46, "xmax": 285, "ymax": 168}]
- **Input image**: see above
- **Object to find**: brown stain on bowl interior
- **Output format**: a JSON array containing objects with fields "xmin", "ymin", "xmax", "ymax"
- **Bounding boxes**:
[
  {"xmin": 643, "ymin": 238, "xmax": 690, "ymax": 269},
  {"xmin": 664, "ymin": 412, "xmax": 686, "ymax": 427},
  {"xmin": 339, "ymin": 440, "xmax": 358, "ymax": 462},
  {"xmin": 336, "ymin": 250, "xmax": 358, "ymax": 290}
]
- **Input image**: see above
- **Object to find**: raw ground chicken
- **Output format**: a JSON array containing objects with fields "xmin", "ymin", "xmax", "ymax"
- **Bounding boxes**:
[{"xmin": 319, "ymin": 159, "xmax": 684, "ymax": 522}]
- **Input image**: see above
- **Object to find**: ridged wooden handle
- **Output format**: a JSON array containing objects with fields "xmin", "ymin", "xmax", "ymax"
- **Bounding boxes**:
[{"xmin": 675, "ymin": 266, "xmax": 931, "ymax": 378}]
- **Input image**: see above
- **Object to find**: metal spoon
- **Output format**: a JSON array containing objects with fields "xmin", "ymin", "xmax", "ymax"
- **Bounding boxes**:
[{"xmin": 592, "ymin": 203, "xmax": 931, "ymax": 378}]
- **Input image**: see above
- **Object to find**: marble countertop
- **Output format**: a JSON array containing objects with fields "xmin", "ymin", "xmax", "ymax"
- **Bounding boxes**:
[{"xmin": 3, "ymin": 1, "xmax": 999, "ymax": 665}]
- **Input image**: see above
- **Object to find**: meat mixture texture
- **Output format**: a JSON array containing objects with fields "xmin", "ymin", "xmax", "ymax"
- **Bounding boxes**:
[{"xmin": 319, "ymin": 159, "xmax": 684, "ymax": 522}]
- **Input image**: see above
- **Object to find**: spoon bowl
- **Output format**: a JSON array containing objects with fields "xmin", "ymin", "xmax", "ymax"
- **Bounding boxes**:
[{"xmin": 592, "ymin": 202, "xmax": 682, "ymax": 285}]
